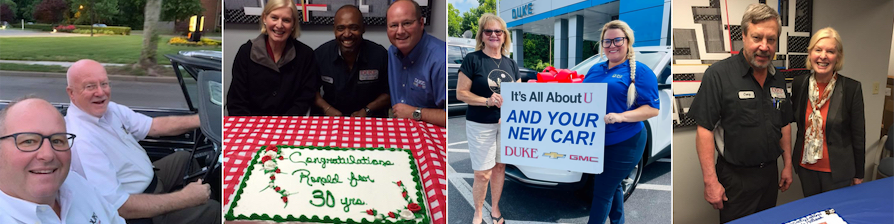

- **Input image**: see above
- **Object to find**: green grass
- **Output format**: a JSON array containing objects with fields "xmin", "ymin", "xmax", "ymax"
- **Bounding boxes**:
[
  {"xmin": 0, "ymin": 63, "xmax": 69, "ymax": 73},
  {"xmin": 0, "ymin": 35, "xmax": 221, "ymax": 65}
]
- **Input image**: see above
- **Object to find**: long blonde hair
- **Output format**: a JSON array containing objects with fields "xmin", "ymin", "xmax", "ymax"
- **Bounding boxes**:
[
  {"xmin": 475, "ymin": 13, "xmax": 512, "ymax": 56},
  {"xmin": 600, "ymin": 20, "xmax": 637, "ymax": 108}
]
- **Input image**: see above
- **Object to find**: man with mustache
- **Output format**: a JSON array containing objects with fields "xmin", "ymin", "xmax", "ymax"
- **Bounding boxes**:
[
  {"xmin": 688, "ymin": 3, "xmax": 794, "ymax": 223},
  {"xmin": 64, "ymin": 59, "xmax": 220, "ymax": 224},
  {"xmin": 386, "ymin": 0, "xmax": 447, "ymax": 127},
  {"xmin": 0, "ymin": 97, "xmax": 125, "ymax": 223},
  {"xmin": 313, "ymin": 5, "xmax": 391, "ymax": 118}
]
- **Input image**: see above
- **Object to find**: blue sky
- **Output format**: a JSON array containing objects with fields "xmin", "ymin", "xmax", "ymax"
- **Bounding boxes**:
[{"xmin": 448, "ymin": 0, "xmax": 479, "ymax": 14}]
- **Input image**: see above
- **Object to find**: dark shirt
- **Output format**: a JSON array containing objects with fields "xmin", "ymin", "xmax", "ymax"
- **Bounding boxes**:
[
  {"xmin": 688, "ymin": 51, "xmax": 793, "ymax": 166},
  {"xmin": 313, "ymin": 39, "xmax": 389, "ymax": 117},
  {"xmin": 227, "ymin": 34, "xmax": 320, "ymax": 116},
  {"xmin": 459, "ymin": 50, "xmax": 519, "ymax": 124},
  {"xmin": 583, "ymin": 59, "xmax": 660, "ymax": 145}
]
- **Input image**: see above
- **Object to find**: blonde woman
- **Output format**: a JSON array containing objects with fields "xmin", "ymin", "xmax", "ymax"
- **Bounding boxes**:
[
  {"xmin": 582, "ymin": 20, "xmax": 659, "ymax": 224},
  {"xmin": 456, "ymin": 13, "xmax": 519, "ymax": 224},
  {"xmin": 791, "ymin": 27, "xmax": 865, "ymax": 197},
  {"xmin": 227, "ymin": 0, "xmax": 319, "ymax": 115}
]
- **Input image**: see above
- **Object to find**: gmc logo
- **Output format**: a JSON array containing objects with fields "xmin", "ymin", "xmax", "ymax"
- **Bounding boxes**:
[{"xmin": 570, "ymin": 155, "xmax": 598, "ymax": 163}]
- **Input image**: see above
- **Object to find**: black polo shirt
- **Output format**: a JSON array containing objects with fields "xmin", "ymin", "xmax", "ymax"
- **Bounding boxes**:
[
  {"xmin": 688, "ymin": 51, "xmax": 793, "ymax": 166},
  {"xmin": 313, "ymin": 39, "xmax": 389, "ymax": 117}
]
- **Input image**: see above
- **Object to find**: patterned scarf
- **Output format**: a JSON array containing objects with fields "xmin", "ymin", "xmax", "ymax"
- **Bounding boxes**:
[{"xmin": 802, "ymin": 73, "xmax": 837, "ymax": 164}]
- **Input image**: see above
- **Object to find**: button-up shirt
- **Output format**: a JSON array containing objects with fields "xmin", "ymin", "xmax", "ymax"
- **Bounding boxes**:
[
  {"xmin": 66, "ymin": 101, "xmax": 154, "ymax": 208},
  {"xmin": 314, "ymin": 39, "xmax": 390, "ymax": 116},
  {"xmin": 0, "ymin": 174, "xmax": 126, "ymax": 224},
  {"xmin": 688, "ymin": 51, "xmax": 793, "ymax": 166},
  {"xmin": 388, "ymin": 32, "xmax": 447, "ymax": 109}
]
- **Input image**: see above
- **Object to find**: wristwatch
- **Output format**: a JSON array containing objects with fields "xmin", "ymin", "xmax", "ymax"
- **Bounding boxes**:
[
  {"xmin": 412, "ymin": 107, "xmax": 422, "ymax": 120},
  {"xmin": 363, "ymin": 107, "xmax": 371, "ymax": 114}
]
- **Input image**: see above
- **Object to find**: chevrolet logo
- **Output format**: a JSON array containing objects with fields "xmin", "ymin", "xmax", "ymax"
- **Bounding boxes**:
[{"xmin": 543, "ymin": 152, "xmax": 565, "ymax": 159}]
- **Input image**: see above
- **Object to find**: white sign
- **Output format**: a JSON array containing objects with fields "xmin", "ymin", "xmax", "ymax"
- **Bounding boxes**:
[{"xmin": 500, "ymin": 83, "xmax": 607, "ymax": 174}]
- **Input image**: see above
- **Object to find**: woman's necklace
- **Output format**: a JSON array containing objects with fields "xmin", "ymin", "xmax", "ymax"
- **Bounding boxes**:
[{"xmin": 490, "ymin": 53, "xmax": 502, "ymax": 68}]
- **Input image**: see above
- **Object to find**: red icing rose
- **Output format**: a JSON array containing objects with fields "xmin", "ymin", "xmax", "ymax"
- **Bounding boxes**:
[
  {"xmin": 261, "ymin": 155, "xmax": 272, "ymax": 162},
  {"xmin": 388, "ymin": 212, "xmax": 396, "ymax": 218},
  {"xmin": 396, "ymin": 181, "xmax": 402, "ymax": 187},
  {"xmin": 407, "ymin": 203, "xmax": 421, "ymax": 213},
  {"xmin": 266, "ymin": 146, "xmax": 277, "ymax": 152},
  {"xmin": 366, "ymin": 209, "xmax": 375, "ymax": 215},
  {"xmin": 278, "ymin": 156, "xmax": 284, "ymax": 160},
  {"xmin": 281, "ymin": 196, "xmax": 288, "ymax": 202},
  {"xmin": 274, "ymin": 186, "xmax": 281, "ymax": 191},
  {"xmin": 275, "ymin": 169, "xmax": 281, "ymax": 173},
  {"xmin": 402, "ymin": 191, "xmax": 408, "ymax": 198},
  {"xmin": 270, "ymin": 175, "xmax": 276, "ymax": 180}
]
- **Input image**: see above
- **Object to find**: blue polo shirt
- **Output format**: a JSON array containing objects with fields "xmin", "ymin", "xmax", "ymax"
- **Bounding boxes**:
[
  {"xmin": 388, "ymin": 32, "xmax": 447, "ymax": 109},
  {"xmin": 583, "ymin": 59, "xmax": 660, "ymax": 145}
]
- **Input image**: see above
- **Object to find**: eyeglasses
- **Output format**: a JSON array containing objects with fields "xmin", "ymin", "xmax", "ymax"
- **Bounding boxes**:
[
  {"xmin": 83, "ymin": 81, "xmax": 110, "ymax": 92},
  {"xmin": 387, "ymin": 19, "xmax": 417, "ymax": 31},
  {"xmin": 602, "ymin": 37, "xmax": 627, "ymax": 47},
  {"xmin": 0, "ymin": 132, "xmax": 76, "ymax": 152},
  {"xmin": 483, "ymin": 29, "xmax": 504, "ymax": 36},
  {"xmin": 335, "ymin": 24, "xmax": 361, "ymax": 32}
]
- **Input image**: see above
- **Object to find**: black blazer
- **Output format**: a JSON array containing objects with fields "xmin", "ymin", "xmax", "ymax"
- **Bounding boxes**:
[{"xmin": 791, "ymin": 74, "xmax": 865, "ymax": 182}]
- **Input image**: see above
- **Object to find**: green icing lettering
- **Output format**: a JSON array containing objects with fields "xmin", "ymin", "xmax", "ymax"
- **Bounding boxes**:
[
  {"xmin": 293, "ymin": 169, "xmax": 343, "ymax": 187},
  {"xmin": 339, "ymin": 197, "xmax": 366, "ymax": 212},
  {"xmin": 309, "ymin": 190, "xmax": 336, "ymax": 208},
  {"xmin": 348, "ymin": 172, "xmax": 375, "ymax": 187}
]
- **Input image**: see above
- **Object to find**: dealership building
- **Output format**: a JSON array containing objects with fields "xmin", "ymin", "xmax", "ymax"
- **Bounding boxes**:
[{"xmin": 498, "ymin": 0, "xmax": 671, "ymax": 68}]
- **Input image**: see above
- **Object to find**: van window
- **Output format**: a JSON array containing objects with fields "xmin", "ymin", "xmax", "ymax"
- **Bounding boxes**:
[{"xmin": 448, "ymin": 46, "xmax": 464, "ymax": 64}]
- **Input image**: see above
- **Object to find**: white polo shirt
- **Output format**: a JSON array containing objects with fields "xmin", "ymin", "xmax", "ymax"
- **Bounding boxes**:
[
  {"xmin": 66, "ymin": 101, "xmax": 154, "ymax": 208},
  {"xmin": 0, "ymin": 173, "xmax": 126, "ymax": 224}
]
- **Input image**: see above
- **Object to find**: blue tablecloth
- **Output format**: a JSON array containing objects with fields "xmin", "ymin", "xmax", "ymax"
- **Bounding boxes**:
[{"xmin": 730, "ymin": 177, "xmax": 894, "ymax": 223}]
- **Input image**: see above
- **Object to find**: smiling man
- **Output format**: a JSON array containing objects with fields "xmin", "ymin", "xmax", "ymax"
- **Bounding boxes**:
[
  {"xmin": 64, "ymin": 59, "xmax": 220, "ymax": 224},
  {"xmin": 0, "ymin": 97, "xmax": 125, "ymax": 224},
  {"xmin": 313, "ymin": 5, "xmax": 391, "ymax": 118},
  {"xmin": 386, "ymin": 0, "xmax": 447, "ymax": 127},
  {"xmin": 688, "ymin": 3, "xmax": 794, "ymax": 223}
]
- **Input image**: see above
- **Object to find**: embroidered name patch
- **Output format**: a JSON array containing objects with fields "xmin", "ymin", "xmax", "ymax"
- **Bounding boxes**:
[
  {"xmin": 359, "ymin": 70, "xmax": 378, "ymax": 81},
  {"xmin": 738, "ymin": 91, "xmax": 755, "ymax": 99},
  {"xmin": 413, "ymin": 78, "xmax": 426, "ymax": 89},
  {"xmin": 321, "ymin": 76, "xmax": 334, "ymax": 84}
]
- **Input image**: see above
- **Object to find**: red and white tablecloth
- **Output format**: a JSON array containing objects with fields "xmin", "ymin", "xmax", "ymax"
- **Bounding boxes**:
[{"xmin": 223, "ymin": 116, "xmax": 446, "ymax": 224}]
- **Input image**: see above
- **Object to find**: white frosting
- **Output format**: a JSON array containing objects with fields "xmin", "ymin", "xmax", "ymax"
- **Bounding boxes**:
[{"xmin": 231, "ymin": 147, "xmax": 426, "ymax": 223}]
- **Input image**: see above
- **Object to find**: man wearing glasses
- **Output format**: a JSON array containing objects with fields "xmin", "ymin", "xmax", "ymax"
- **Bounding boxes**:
[
  {"xmin": 313, "ymin": 5, "xmax": 391, "ymax": 118},
  {"xmin": 386, "ymin": 0, "xmax": 447, "ymax": 127},
  {"xmin": 0, "ymin": 97, "xmax": 125, "ymax": 223},
  {"xmin": 64, "ymin": 59, "xmax": 220, "ymax": 224}
]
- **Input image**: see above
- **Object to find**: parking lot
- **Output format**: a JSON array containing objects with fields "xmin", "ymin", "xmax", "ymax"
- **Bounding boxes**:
[{"xmin": 447, "ymin": 116, "xmax": 672, "ymax": 223}]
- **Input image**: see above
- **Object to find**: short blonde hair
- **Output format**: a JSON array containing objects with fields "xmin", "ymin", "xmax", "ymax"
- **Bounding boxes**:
[
  {"xmin": 805, "ymin": 27, "xmax": 844, "ymax": 72},
  {"xmin": 260, "ymin": 0, "xmax": 301, "ymax": 38},
  {"xmin": 475, "ymin": 13, "xmax": 512, "ymax": 56}
]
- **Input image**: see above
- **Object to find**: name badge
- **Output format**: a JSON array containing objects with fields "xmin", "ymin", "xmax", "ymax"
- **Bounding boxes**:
[
  {"xmin": 770, "ymin": 87, "xmax": 786, "ymax": 98},
  {"xmin": 738, "ymin": 91, "xmax": 755, "ymax": 99},
  {"xmin": 359, "ymin": 70, "xmax": 379, "ymax": 81},
  {"xmin": 321, "ymin": 76, "xmax": 334, "ymax": 84}
]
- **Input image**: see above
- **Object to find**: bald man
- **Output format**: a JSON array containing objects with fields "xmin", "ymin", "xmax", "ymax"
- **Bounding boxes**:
[
  {"xmin": 386, "ymin": 0, "xmax": 447, "ymax": 127},
  {"xmin": 0, "ymin": 97, "xmax": 125, "ymax": 223},
  {"xmin": 64, "ymin": 59, "xmax": 220, "ymax": 224}
]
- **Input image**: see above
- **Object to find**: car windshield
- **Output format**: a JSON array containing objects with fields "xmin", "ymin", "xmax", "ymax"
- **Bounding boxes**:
[{"xmin": 570, "ymin": 50, "xmax": 667, "ymax": 75}]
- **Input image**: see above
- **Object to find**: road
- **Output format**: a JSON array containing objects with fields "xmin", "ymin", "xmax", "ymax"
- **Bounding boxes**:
[
  {"xmin": 447, "ymin": 116, "xmax": 672, "ymax": 224},
  {"xmin": 0, "ymin": 73, "xmax": 189, "ymax": 109}
]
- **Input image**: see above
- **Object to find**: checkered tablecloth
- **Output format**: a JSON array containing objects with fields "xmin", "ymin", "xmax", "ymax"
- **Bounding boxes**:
[{"xmin": 223, "ymin": 116, "xmax": 446, "ymax": 224}]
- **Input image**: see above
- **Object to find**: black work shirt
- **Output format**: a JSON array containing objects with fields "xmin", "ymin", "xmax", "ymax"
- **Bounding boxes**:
[
  {"xmin": 688, "ymin": 51, "xmax": 793, "ymax": 166},
  {"xmin": 313, "ymin": 39, "xmax": 389, "ymax": 117},
  {"xmin": 459, "ymin": 51, "xmax": 519, "ymax": 124}
]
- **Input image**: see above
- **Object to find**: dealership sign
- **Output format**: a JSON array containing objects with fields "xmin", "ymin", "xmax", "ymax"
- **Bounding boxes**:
[
  {"xmin": 512, "ymin": 3, "xmax": 533, "ymax": 19},
  {"xmin": 500, "ymin": 83, "xmax": 607, "ymax": 174}
]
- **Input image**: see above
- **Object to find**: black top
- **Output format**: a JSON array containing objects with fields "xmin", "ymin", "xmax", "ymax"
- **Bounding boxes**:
[
  {"xmin": 688, "ymin": 51, "xmax": 793, "ymax": 166},
  {"xmin": 459, "ymin": 50, "xmax": 519, "ymax": 124},
  {"xmin": 312, "ymin": 39, "xmax": 389, "ymax": 117},
  {"xmin": 791, "ymin": 74, "xmax": 865, "ymax": 180},
  {"xmin": 227, "ymin": 35, "xmax": 320, "ymax": 116}
]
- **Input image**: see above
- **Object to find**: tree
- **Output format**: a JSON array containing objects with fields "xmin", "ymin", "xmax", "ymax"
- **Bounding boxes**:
[
  {"xmin": 458, "ymin": 0, "xmax": 496, "ymax": 39},
  {"xmin": 161, "ymin": 0, "xmax": 201, "ymax": 21},
  {"xmin": 32, "ymin": 0, "xmax": 66, "ymax": 23},
  {"xmin": 13, "ymin": 0, "xmax": 37, "ymax": 22},
  {"xmin": 68, "ymin": 0, "xmax": 119, "ymax": 25},
  {"xmin": 447, "ymin": 3, "xmax": 462, "ymax": 37},
  {"xmin": 1, "ymin": 0, "xmax": 15, "ymax": 22},
  {"xmin": 137, "ymin": 0, "xmax": 161, "ymax": 75}
]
